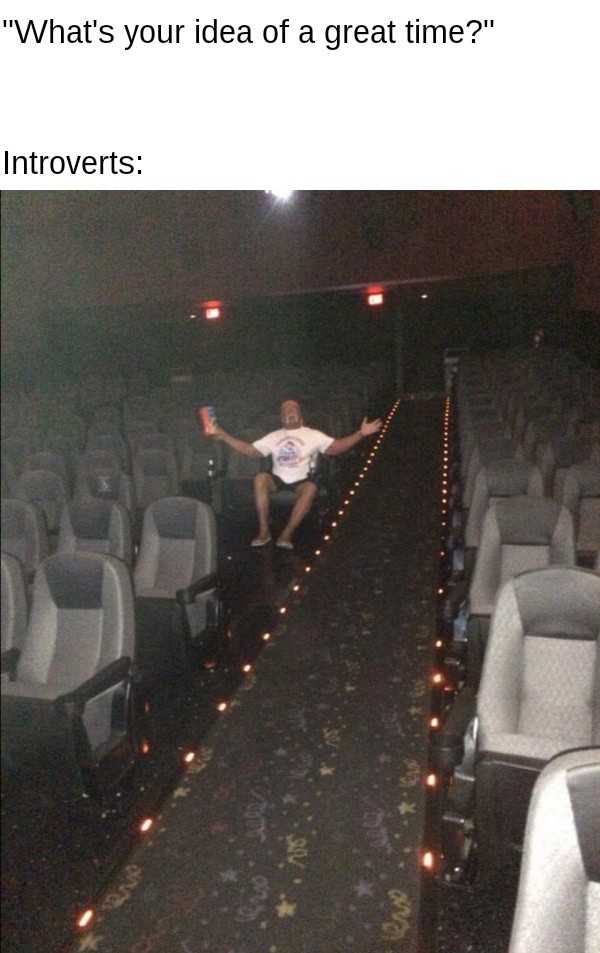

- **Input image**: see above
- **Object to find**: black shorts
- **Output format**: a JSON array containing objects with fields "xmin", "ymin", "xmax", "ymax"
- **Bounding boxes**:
[{"xmin": 271, "ymin": 473, "xmax": 319, "ymax": 492}]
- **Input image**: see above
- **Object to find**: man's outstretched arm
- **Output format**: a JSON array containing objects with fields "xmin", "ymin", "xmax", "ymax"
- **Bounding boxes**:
[
  {"xmin": 325, "ymin": 417, "xmax": 382, "ymax": 456},
  {"xmin": 207, "ymin": 423, "xmax": 262, "ymax": 457}
]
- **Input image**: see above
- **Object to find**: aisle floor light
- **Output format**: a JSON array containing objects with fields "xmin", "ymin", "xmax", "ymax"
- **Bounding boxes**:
[
  {"xmin": 422, "ymin": 850, "xmax": 435, "ymax": 870},
  {"xmin": 139, "ymin": 817, "xmax": 154, "ymax": 834},
  {"xmin": 183, "ymin": 751, "xmax": 196, "ymax": 764},
  {"xmin": 171, "ymin": 400, "xmax": 400, "ymax": 765},
  {"xmin": 76, "ymin": 909, "xmax": 95, "ymax": 931}
]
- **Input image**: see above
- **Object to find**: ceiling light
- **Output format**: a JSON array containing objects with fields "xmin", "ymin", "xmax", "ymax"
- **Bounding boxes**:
[{"xmin": 266, "ymin": 189, "xmax": 295, "ymax": 201}]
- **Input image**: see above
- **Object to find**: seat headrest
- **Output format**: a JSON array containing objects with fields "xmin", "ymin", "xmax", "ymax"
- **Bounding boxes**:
[
  {"xmin": 83, "ymin": 450, "xmax": 121, "ymax": 471},
  {"xmin": 485, "ymin": 460, "xmax": 536, "ymax": 496},
  {"xmin": 151, "ymin": 497, "xmax": 199, "ymax": 539},
  {"xmin": 69, "ymin": 500, "xmax": 114, "ymax": 539},
  {"xmin": 43, "ymin": 553, "xmax": 105, "ymax": 609},
  {"xmin": 18, "ymin": 469, "xmax": 65, "ymax": 494},
  {"xmin": 494, "ymin": 496, "xmax": 562, "ymax": 545},
  {"xmin": 552, "ymin": 437, "xmax": 591, "ymax": 468},
  {"xmin": 1, "ymin": 500, "xmax": 27, "ymax": 535},
  {"xmin": 514, "ymin": 567, "xmax": 600, "ymax": 639},
  {"xmin": 137, "ymin": 450, "xmax": 171, "ymax": 476},
  {"xmin": 569, "ymin": 463, "xmax": 600, "ymax": 497}
]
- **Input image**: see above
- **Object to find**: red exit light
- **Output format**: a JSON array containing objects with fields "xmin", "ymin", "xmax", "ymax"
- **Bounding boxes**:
[
  {"xmin": 202, "ymin": 300, "xmax": 223, "ymax": 320},
  {"xmin": 366, "ymin": 286, "xmax": 384, "ymax": 307}
]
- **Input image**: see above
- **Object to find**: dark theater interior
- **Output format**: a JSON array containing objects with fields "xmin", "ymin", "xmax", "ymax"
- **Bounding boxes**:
[{"xmin": 1, "ymin": 190, "xmax": 599, "ymax": 953}]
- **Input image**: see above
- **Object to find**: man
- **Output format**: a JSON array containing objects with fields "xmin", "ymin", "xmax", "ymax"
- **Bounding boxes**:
[{"xmin": 206, "ymin": 400, "xmax": 382, "ymax": 550}]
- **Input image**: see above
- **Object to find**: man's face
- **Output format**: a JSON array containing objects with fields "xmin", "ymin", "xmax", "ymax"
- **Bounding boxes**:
[{"xmin": 281, "ymin": 401, "xmax": 302, "ymax": 429}]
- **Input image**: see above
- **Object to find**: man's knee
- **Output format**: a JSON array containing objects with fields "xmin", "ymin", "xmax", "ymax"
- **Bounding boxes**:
[
  {"xmin": 297, "ymin": 482, "xmax": 318, "ymax": 503},
  {"xmin": 254, "ymin": 472, "xmax": 272, "ymax": 490}
]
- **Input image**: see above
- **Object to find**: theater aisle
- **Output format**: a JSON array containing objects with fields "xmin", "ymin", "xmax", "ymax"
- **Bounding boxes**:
[{"xmin": 77, "ymin": 397, "xmax": 442, "ymax": 953}]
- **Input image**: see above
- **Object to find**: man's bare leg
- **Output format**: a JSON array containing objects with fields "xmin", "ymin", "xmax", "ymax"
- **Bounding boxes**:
[
  {"xmin": 252, "ymin": 472, "xmax": 275, "ymax": 544},
  {"xmin": 277, "ymin": 482, "xmax": 318, "ymax": 545}
]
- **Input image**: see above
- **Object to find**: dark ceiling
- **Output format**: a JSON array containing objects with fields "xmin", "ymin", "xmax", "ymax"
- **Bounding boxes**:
[{"xmin": 1, "ymin": 191, "xmax": 598, "ymax": 351}]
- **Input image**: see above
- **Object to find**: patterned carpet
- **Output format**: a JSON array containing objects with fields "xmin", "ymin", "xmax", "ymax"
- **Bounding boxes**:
[{"xmin": 72, "ymin": 397, "xmax": 442, "ymax": 953}]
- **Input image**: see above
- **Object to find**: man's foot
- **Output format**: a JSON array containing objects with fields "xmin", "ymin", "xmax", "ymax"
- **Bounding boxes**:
[
  {"xmin": 275, "ymin": 538, "xmax": 294, "ymax": 551},
  {"xmin": 250, "ymin": 535, "xmax": 272, "ymax": 547}
]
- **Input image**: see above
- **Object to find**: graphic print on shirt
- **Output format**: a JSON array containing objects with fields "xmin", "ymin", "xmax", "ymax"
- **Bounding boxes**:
[{"xmin": 275, "ymin": 437, "xmax": 305, "ymax": 471}]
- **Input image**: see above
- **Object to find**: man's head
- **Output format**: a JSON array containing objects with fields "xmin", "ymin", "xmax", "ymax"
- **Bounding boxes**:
[{"xmin": 281, "ymin": 400, "xmax": 303, "ymax": 429}]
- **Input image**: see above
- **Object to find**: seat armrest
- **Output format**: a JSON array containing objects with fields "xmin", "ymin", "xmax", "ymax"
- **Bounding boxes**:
[
  {"xmin": 59, "ymin": 657, "xmax": 132, "ymax": 709},
  {"xmin": 443, "ymin": 578, "xmax": 469, "ymax": 620},
  {"xmin": 431, "ymin": 686, "xmax": 477, "ymax": 773},
  {"xmin": 176, "ymin": 572, "xmax": 219, "ymax": 605}
]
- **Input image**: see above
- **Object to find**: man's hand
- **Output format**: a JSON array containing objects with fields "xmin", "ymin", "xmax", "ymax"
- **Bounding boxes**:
[
  {"xmin": 205, "ymin": 420, "xmax": 224, "ymax": 439},
  {"xmin": 360, "ymin": 417, "xmax": 383, "ymax": 437}
]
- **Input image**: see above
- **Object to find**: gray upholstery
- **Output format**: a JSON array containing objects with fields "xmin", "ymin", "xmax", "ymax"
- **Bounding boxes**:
[
  {"xmin": 463, "ymin": 439, "xmax": 522, "ymax": 509},
  {"xmin": 460, "ymin": 419, "xmax": 511, "ymax": 477},
  {"xmin": 132, "ymin": 448, "xmax": 179, "ymax": 510},
  {"xmin": 2, "ymin": 552, "xmax": 135, "ymax": 754},
  {"xmin": 1, "ymin": 498, "xmax": 49, "ymax": 574},
  {"xmin": 43, "ymin": 413, "xmax": 86, "ymax": 453},
  {"xmin": 1, "ymin": 552, "xmax": 28, "ymax": 655},
  {"xmin": 520, "ymin": 412, "xmax": 577, "ymax": 460},
  {"xmin": 129, "ymin": 431, "xmax": 175, "ymax": 456},
  {"xmin": 89, "ymin": 404, "xmax": 121, "ymax": 432},
  {"xmin": 134, "ymin": 496, "xmax": 216, "ymax": 597},
  {"xmin": 537, "ymin": 436, "xmax": 598, "ymax": 498},
  {"xmin": 86, "ymin": 431, "xmax": 130, "ymax": 472},
  {"xmin": 75, "ymin": 450, "xmax": 135, "ymax": 512},
  {"xmin": 15, "ymin": 468, "xmax": 68, "ymax": 534},
  {"xmin": 25, "ymin": 451, "xmax": 70, "ymax": 492},
  {"xmin": 509, "ymin": 748, "xmax": 600, "ymax": 953},
  {"xmin": 134, "ymin": 497, "xmax": 217, "ymax": 639},
  {"xmin": 1, "ymin": 435, "xmax": 31, "ymax": 474},
  {"xmin": 478, "ymin": 568, "xmax": 600, "ymax": 763},
  {"xmin": 465, "ymin": 461, "xmax": 544, "ymax": 549},
  {"xmin": 561, "ymin": 463, "xmax": 600, "ymax": 557},
  {"xmin": 469, "ymin": 497, "xmax": 575, "ymax": 618},
  {"xmin": 58, "ymin": 500, "xmax": 132, "ymax": 566}
]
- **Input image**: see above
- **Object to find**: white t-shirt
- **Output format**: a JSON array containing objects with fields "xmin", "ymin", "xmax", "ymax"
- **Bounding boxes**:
[{"xmin": 253, "ymin": 426, "xmax": 334, "ymax": 484}]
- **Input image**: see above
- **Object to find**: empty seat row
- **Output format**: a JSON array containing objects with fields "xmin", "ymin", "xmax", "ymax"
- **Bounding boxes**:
[
  {"xmin": 1, "ymin": 497, "xmax": 222, "ymax": 795},
  {"xmin": 433, "ymin": 348, "xmax": 600, "ymax": 912},
  {"xmin": 435, "ymin": 565, "xmax": 600, "ymax": 886},
  {"xmin": 2, "ymin": 498, "xmax": 131, "ymax": 571}
]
